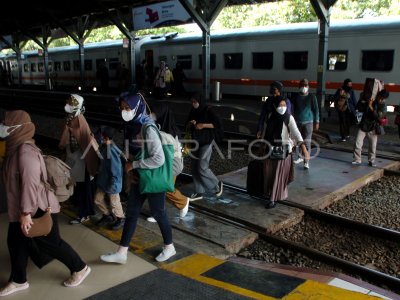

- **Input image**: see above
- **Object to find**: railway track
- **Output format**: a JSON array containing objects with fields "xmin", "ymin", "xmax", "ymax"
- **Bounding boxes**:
[{"xmin": 178, "ymin": 173, "xmax": 400, "ymax": 292}]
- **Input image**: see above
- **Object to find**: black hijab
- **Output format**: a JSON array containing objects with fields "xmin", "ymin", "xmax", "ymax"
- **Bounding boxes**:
[
  {"xmin": 265, "ymin": 98, "xmax": 290, "ymax": 146},
  {"xmin": 152, "ymin": 103, "xmax": 181, "ymax": 138}
]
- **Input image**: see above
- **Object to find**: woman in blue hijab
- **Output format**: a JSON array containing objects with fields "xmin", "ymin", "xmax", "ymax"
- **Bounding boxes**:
[{"xmin": 100, "ymin": 92, "xmax": 176, "ymax": 264}]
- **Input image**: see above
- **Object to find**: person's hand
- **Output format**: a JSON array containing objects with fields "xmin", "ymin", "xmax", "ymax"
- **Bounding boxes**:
[
  {"xmin": 315, "ymin": 123, "xmax": 320, "ymax": 131},
  {"xmin": 195, "ymin": 123, "xmax": 205, "ymax": 130},
  {"xmin": 256, "ymin": 131, "xmax": 262, "ymax": 139},
  {"xmin": 20, "ymin": 214, "xmax": 33, "ymax": 236},
  {"xmin": 190, "ymin": 120, "xmax": 196, "ymax": 125},
  {"xmin": 125, "ymin": 161, "xmax": 133, "ymax": 173}
]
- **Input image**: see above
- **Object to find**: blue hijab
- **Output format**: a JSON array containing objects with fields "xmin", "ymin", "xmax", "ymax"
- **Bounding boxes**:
[{"xmin": 119, "ymin": 92, "xmax": 154, "ymax": 125}]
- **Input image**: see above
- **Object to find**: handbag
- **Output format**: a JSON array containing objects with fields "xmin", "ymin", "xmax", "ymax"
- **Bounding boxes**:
[
  {"xmin": 269, "ymin": 145, "xmax": 289, "ymax": 160},
  {"xmin": 378, "ymin": 116, "xmax": 388, "ymax": 126},
  {"xmin": 24, "ymin": 208, "xmax": 53, "ymax": 238},
  {"xmin": 136, "ymin": 124, "xmax": 174, "ymax": 194}
]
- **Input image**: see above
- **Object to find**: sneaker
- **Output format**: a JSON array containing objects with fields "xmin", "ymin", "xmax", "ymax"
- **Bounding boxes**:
[
  {"xmin": 147, "ymin": 216, "xmax": 156, "ymax": 223},
  {"xmin": 293, "ymin": 157, "xmax": 303, "ymax": 164},
  {"xmin": 100, "ymin": 252, "xmax": 127, "ymax": 264},
  {"xmin": 215, "ymin": 181, "xmax": 223, "ymax": 197},
  {"xmin": 304, "ymin": 161, "xmax": 310, "ymax": 169},
  {"xmin": 70, "ymin": 216, "xmax": 90, "ymax": 225},
  {"xmin": 155, "ymin": 244, "xmax": 176, "ymax": 262},
  {"xmin": 0, "ymin": 282, "xmax": 29, "ymax": 296},
  {"xmin": 190, "ymin": 193, "xmax": 203, "ymax": 201},
  {"xmin": 341, "ymin": 138, "xmax": 347, "ymax": 142},
  {"xmin": 368, "ymin": 161, "xmax": 377, "ymax": 167},
  {"xmin": 352, "ymin": 161, "xmax": 361, "ymax": 165},
  {"xmin": 64, "ymin": 265, "xmax": 91, "ymax": 287},
  {"xmin": 96, "ymin": 214, "xmax": 114, "ymax": 227},
  {"xmin": 111, "ymin": 218, "xmax": 125, "ymax": 231},
  {"xmin": 179, "ymin": 199, "xmax": 189, "ymax": 218}
]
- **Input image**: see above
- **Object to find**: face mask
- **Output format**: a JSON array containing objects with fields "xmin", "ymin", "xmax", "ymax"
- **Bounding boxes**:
[
  {"xmin": 276, "ymin": 107, "xmax": 287, "ymax": 115},
  {"xmin": 64, "ymin": 104, "xmax": 74, "ymax": 114},
  {"xmin": 0, "ymin": 123, "xmax": 26, "ymax": 138},
  {"xmin": 121, "ymin": 110, "xmax": 135, "ymax": 122},
  {"xmin": 193, "ymin": 102, "xmax": 199, "ymax": 109},
  {"xmin": 299, "ymin": 87, "xmax": 308, "ymax": 94}
]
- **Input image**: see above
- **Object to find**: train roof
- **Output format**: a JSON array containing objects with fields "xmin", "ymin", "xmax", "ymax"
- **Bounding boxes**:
[{"xmin": 143, "ymin": 16, "xmax": 400, "ymax": 45}]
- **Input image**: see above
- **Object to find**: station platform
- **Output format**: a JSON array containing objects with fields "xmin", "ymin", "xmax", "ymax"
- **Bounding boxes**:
[{"xmin": 0, "ymin": 213, "xmax": 397, "ymax": 300}]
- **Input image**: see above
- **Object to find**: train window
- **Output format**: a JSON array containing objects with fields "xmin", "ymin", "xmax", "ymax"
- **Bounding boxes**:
[
  {"xmin": 38, "ymin": 62, "xmax": 44, "ymax": 72},
  {"xmin": 109, "ymin": 58, "xmax": 120, "ymax": 70},
  {"xmin": 31, "ymin": 63, "xmax": 37, "ymax": 72},
  {"xmin": 327, "ymin": 51, "xmax": 348, "ymax": 71},
  {"xmin": 54, "ymin": 62, "xmax": 61, "ymax": 71},
  {"xmin": 252, "ymin": 52, "xmax": 273, "ymax": 69},
  {"xmin": 23, "ymin": 63, "xmax": 29, "ymax": 72},
  {"xmin": 224, "ymin": 53, "xmax": 243, "ymax": 69},
  {"xmin": 73, "ymin": 60, "xmax": 80, "ymax": 71},
  {"xmin": 198, "ymin": 54, "xmax": 216, "ymax": 70},
  {"xmin": 63, "ymin": 61, "xmax": 71, "ymax": 72},
  {"xmin": 284, "ymin": 51, "xmax": 308, "ymax": 70},
  {"xmin": 177, "ymin": 55, "xmax": 192, "ymax": 69},
  {"xmin": 362, "ymin": 50, "xmax": 394, "ymax": 71},
  {"xmin": 85, "ymin": 59, "xmax": 93, "ymax": 71}
]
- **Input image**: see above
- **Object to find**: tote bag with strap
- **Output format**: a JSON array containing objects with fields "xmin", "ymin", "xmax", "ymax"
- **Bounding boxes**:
[{"xmin": 136, "ymin": 123, "xmax": 174, "ymax": 194}]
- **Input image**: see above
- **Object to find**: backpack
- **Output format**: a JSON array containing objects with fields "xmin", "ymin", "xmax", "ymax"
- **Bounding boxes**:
[{"xmin": 42, "ymin": 155, "xmax": 75, "ymax": 202}]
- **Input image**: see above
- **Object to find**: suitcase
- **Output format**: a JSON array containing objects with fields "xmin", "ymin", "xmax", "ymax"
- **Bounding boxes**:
[{"xmin": 246, "ymin": 159, "xmax": 265, "ymax": 198}]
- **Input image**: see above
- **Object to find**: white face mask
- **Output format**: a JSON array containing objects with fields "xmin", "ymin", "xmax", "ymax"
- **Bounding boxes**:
[
  {"xmin": 64, "ymin": 104, "xmax": 74, "ymax": 114},
  {"xmin": 299, "ymin": 87, "xmax": 309, "ymax": 94},
  {"xmin": 276, "ymin": 107, "xmax": 287, "ymax": 115},
  {"xmin": 193, "ymin": 102, "xmax": 199, "ymax": 109},
  {"xmin": 121, "ymin": 110, "xmax": 135, "ymax": 122},
  {"xmin": 0, "ymin": 123, "xmax": 28, "ymax": 138}
]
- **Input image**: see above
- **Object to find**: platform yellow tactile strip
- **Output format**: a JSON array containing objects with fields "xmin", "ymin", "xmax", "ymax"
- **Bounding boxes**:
[
  {"xmin": 283, "ymin": 280, "xmax": 381, "ymax": 300},
  {"xmin": 162, "ymin": 253, "xmax": 276, "ymax": 299}
]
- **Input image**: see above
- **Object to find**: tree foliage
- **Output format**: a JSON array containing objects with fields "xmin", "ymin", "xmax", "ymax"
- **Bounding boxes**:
[{"xmin": 2, "ymin": 0, "xmax": 399, "ymax": 52}]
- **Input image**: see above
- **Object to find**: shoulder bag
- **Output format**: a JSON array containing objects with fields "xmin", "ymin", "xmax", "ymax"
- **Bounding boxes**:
[
  {"xmin": 136, "ymin": 124, "xmax": 174, "ymax": 194},
  {"xmin": 19, "ymin": 144, "xmax": 53, "ymax": 238}
]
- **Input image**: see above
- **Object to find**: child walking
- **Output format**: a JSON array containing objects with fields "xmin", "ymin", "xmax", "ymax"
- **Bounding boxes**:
[{"xmin": 94, "ymin": 126, "xmax": 125, "ymax": 230}]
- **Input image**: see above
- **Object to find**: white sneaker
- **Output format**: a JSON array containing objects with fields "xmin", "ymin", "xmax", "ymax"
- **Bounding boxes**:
[
  {"xmin": 304, "ymin": 161, "xmax": 310, "ymax": 169},
  {"xmin": 155, "ymin": 244, "xmax": 176, "ymax": 262},
  {"xmin": 63, "ymin": 265, "xmax": 91, "ymax": 287},
  {"xmin": 179, "ymin": 199, "xmax": 189, "ymax": 218},
  {"xmin": 100, "ymin": 252, "xmax": 127, "ymax": 264},
  {"xmin": 293, "ymin": 157, "xmax": 303, "ymax": 164},
  {"xmin": 147, "ymin": 217, "xmax": 156, "ymax": 223},
  {"xmin": 0, "ymin": 282, "xmax": 29, "ymax": 296}
]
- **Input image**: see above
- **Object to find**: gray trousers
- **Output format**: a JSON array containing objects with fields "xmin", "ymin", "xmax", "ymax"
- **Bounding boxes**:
[
  {"xmin": 353, "ymin": 129, "xmax": 377, "ymax": 163},
  {"xmin": 298, "ymin": 122, "xmax": 314, "ymax": 152},
  {"xmin": 191, "ymin": 144, "xmax": 219, "ymax": 194}
]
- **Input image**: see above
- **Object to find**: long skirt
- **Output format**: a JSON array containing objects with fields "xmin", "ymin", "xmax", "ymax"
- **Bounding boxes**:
[{"xmin": 263, "ymin": 154, "xmax": 294, "ymax": 202}]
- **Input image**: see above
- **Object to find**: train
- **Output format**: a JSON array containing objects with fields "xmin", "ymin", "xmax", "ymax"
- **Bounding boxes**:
[{"xmin": 1, "ymin": 16, "xmax": 400, "ymax": 105}]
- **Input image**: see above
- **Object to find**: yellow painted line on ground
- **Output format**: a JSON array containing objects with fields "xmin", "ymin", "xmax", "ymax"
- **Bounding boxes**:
[
  {"xmin": 283, "ymin": 281, "xmax": 381, "ymax": 300},
  {"xmin": 163, "ymin": 254, "xmax": 276, "ymax": 300}
]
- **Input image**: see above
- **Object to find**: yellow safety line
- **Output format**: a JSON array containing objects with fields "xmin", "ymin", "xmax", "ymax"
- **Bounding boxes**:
[
  {"xmin": 162, "ymin": 253, "xmax": 276, "ymax": 300},
  {"xmin": 283, "ymin": 281, "xmax": 381, "ymax": 300}
]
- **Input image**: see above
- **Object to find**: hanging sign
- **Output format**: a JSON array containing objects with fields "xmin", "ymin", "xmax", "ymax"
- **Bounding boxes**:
[
  {"xmin": 123, "ymin": 38, "xmax": 129, "ymax": 48},
  {"xmin": 38, "ymin": 49, "xmax": 43, "ymax": 56},
  {"xmin": 132, "ymin": 0, "xmax": 193, "ymax": 31}
]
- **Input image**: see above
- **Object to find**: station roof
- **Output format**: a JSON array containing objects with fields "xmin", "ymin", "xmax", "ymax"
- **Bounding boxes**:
[{"xmin": 0, "ymin": 0, "xmax": 276, "ymax": 38}]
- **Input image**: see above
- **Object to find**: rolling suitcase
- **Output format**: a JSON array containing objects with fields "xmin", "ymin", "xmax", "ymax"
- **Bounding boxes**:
[{"xmin": 246, "ymin": 159, "xmax": 265, "ymax": 198}]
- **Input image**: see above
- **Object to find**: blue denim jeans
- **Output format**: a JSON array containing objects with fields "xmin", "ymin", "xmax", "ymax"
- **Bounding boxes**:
[{"xmin": 120, "ymin": 183, "xmax": 172, "ymax": 247}]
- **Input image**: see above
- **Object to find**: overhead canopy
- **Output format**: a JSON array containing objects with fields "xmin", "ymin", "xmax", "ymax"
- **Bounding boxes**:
[{"xmin": 0, "ymin": 0, "xmax": 279, "ymax": 38}]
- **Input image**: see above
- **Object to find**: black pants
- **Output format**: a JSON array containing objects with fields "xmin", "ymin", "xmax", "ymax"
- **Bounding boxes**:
[
  {"xmin": 7, "ymin": 212, "xmax": 86, "ymax": 283},
  {"xmin": 338, "ymin": 110, "xmax": 351, "ymax": 139}
]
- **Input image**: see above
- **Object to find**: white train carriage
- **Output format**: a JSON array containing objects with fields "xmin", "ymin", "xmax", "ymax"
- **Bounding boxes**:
[
  {"xmin": 3, "ymin": 16, "xmax": 400, "ymax": 105},
  {"xmin": 140, "ymin": 17, "xmax": 400, "ymax": 105}
]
